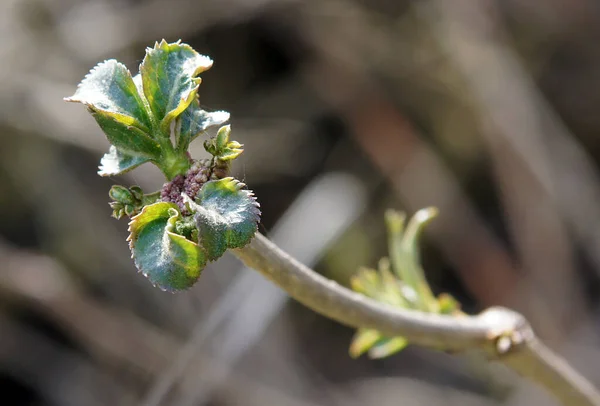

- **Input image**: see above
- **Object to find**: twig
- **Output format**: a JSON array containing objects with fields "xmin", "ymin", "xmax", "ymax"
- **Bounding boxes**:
[{"xmin": 233, "ymin": 233, "xmax": 600, "ymax": 406}]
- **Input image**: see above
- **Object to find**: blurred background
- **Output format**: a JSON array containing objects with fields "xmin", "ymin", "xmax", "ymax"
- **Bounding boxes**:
[{"xmin": 2, "ymin": 0, "xmax": 600, "ymax": 405}]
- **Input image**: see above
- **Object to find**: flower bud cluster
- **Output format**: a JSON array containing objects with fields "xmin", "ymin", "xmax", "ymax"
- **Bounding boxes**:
[{"xmin": 161, "ymin": 159, "xmax": 215, "ymax": 214}]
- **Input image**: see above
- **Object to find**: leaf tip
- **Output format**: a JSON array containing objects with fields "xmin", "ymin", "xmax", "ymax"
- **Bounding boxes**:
[{"xmin": 413, "ymin": 206, "xmax": 439, "ymax": 223}]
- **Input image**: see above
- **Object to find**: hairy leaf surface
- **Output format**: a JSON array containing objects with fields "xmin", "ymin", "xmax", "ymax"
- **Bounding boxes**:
[
  {"xmin": 140, "ymin": 40, "xmax": 213, "ymax": 132},
  {"xmin": 188, "ymin": 178, "xmax": 260, "ymax": 261},
  {"xmin": 176, "ymin": 98, "xmax": 230, "ymax": 151},
  {"xmin": 128, "ymin": 202, "xmax": 206, "ymax": 291},
  {"xmin": 98, "ymin": 146, "xmax": 152, "ymax": 176}
]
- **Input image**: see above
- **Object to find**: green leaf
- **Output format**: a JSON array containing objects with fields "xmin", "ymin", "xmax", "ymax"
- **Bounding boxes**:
[
  {"xmin": 128, "ymin": 202, "xmax": 207, "ymax": 292},
  {"xmin": 348, "ymin": 207, "xmax": 459, "ymax": 360},
  {"xmin": 215, "ymin": 123, "xmax": 230, "ymax": 149},
  {"xmin": 108, "ymin": 184, "xmax": 160, "ymax": 219},
  {"xmin": 176, "ymin": 97, "xmax": 230, "ymax": 152},
  {"xmin": 385, "ymin": 208, "xmax": 438, "ymax": 312},
  {"xmin": 129, "ymin": 186, "xmax": 144, "ymax": 201},
  {"xmin": 350, "ymin": 259, "xmax": 407, "ymax": 308},
  {"xmin": 109, "ymin": 185, "xmax": 135, "ymax": 205},
  {"xmin": 91, "ymin": 112, "xmax": 161, "ymax": 158},
  {"xmin": 65, "ymin": 59, "xmax": 153, "ymax": 133},
  {"xmin": 65, "ymin": 60, "xmax": 162, "ymax": 161},
  {"xmin": 349, "ymin": 267, "xmax": 379, "ymax": 297},
  {"xmin": 140, "ymin": 40, "xmax": 213, "ymax": 133},
  {"xmin": 204, "ymin": 125, "xmax": 244, "ymax": 161},
  {"xmin": 402, "ymin": 207, "xmax": 438, "ymax": 273},
  {"xmin": 437, "ymin": 293, "xmax": 461, "ymax": 315},
  {"xmin": 99, "ymin": 146, "xmax": 152, "ymax": 176},
  {"xmin": 349, "ymin": 328, "xmax": 382, "ymax": 358},
  {"xmin": 349, "ymin": 257, "xmax": 410, "ymax": 359},
  {"xmin": 368, "ymin": 336, "xmax": 408, "ymax": 359},
  {"xmin": 349, "ymin": 327, "xmax": 408, "ymax": 359},
  {"xmin": 186, "ymin": 178, "xmax": 260, "ymax": 261},
  {"xmin": 218, "ymin": 141, "xmax": 243, "ymax": 161}
]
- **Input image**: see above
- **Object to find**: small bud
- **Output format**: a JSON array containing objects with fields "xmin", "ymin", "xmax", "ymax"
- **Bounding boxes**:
[
  {"xmin": 109, "ymin": 185, "xmax": 135, "ymax": 204},
  {"xmin": 129, "ymin": 185, "xmax": 144, "ymax": 201},
  {"xmin": 124, "ymin": 204, "xmax": 136, "ymax": 217},
  {"xmin": 219, "ymin": 145, "xmax": 243, "ymax": 161},
  {"xmin": 215, "ymin": 125, "xmax": 231, "ymax": 149},
  {"xmin": 384, "ymin": 209, "xmax": 406, "ymax": 235},
  {"xmin": 203, "ymin": 139, "xmax": 217, "ymax": 156},
  {"xmin": 112, "ymin": 208, "xmax": 125, "ymax": 220}
]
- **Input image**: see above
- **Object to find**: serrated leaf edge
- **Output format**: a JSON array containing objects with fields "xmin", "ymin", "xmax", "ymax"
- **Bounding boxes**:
[
  {"xmin": 127, "ymin": 202, "xmax": 205, "ymax": 293},
  {"xmin": 64, "ymin": 59, "xmax": 152, "ymax": 134},
  {"xmin": 140, "ymin": 39, "xmax": 214, "ymax": 130},
  {"xmin": 98, "ymin": 146, "xmax": 153, "ymax": 177},
  {"xmin": 185, "ymin": 178, "xmax": 261, "ymax": 261}
]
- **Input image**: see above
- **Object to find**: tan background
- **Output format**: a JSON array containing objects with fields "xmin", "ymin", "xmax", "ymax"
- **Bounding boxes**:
[{"xmin": 1, "ymin": 0, "xmax": 600, "ymax": 405}]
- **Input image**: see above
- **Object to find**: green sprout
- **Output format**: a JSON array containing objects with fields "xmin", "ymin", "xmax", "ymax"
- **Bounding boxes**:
[
  {"xmin": 65, "ymin": 40, "xmax": 260, "ymax": 292},
  {"xmin": 349, "ymin": 208, "xmax": 461, "ymax": 358}
]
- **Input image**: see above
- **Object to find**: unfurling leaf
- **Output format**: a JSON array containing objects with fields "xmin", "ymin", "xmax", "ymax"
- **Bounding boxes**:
[
  {"xmin": 64, "ymin": 60, "xmax": 162, "ymax": 160},
  {"xmin": 109, "ymin": 184, "xmax": 160, "ymax": 219},
  {"xmin": 349, "ymin": 208, "xmax": 453, "ymax": 359},
  {"xmin": 437, "ymin": 293, "xmax": 461, "ymax": 315},
  {"xmin": 99, "ymin": 146, "xmax": 152, "ymax": 176},
  {"xmin": 176, "ymin": 97, "xmax": 230, "ymax": 152},
  {"xmin": 65, "ymin": 40, "xmax": 259, "ymax": 294},
  {"xmin": 140, "ymin": 40, "xmax": 213, "ymax": 133},
  {"xmin": 204, "ymin": 125, "xmax": 244, "ymax": 161},
  {"xmin": 109, "ymin": 185, "xmax": 136, "ymax": 205},
  {"xmin": 350, "ymin": 328, "xmax": 382, "ymax": 358},
  {"xmin": 367, "ymin": 336, "xmax": 408, "ymax": 359},
  {"xmin": 91, "ymin": 112, "xmax": 160, "ymax": 158},
  {"xmin": 349, "ymin": 260, "xmax": 411, "ymax": 358},
  {"xmin": 350, "ymin": 259, "xmax": 407, "ymax": 308},
  {"xmin": 386, "ymin": 208, "xmax": 438, "ymax": 312},
  {"xmin": 401, "ymin": 207, "xmax": 439, "ymax": 274},
  {"xmin": 64, "ymin": 59, "xmax": 153, "ymax": 132},
  {"xmin": 128, "ymin": 202, "xmax": 206, "ymax": 291},
  {"xmin": 185, "ymin": 178, "xmax": 260, "ymax": 261},
  {"xmin": 349, "ymin": 328, "xmax": 408, "ymax": 359}
]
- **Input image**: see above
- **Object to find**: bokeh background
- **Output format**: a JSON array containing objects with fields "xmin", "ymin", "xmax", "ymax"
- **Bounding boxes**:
[{"xmin": 2, "ymin": 0, "xmax": 600, "ymax": 405}]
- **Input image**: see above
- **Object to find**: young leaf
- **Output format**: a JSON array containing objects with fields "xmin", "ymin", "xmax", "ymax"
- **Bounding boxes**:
[
  {"xmin": 91, "ymin": 112, "xmax": 161, "ymax": 158},
  {"xmin": 140, "ymin": 40, "xmax": 213, "ymax": 133},
  {"xmin": 65, "ymin": 59, "xmax": 153, "ymax": 132},
  {"xmin": 204, "ymin": 125, "xmax": 244, "ymax": 161},
  {"xmin": 349, "ymin": 257, "xmax": 411, "ymax": 358},
  {"xmin": 186, "ymin": 178, "xmax": 260, "ymax": 261},
  {"xmin": 128, "ymin": 202, "xmax": 207, "ymax": 291},
  {"xmin": 65, "ymin": 60, "xmax": 162, "ymax": 160},
  {"xmin": 218, "ymin": 141, "xmax": 243, "ymax": 161},
  {"xmin": 109, "ymin": 185, "xmax": 136, "ymax": 205},
  {"xmin": 98, "ymin": 146, "xmax": 152, "ymax": 176},
  {"xmin": 368, "ymin": 336, "xmax": 408, "ymax": 359},
  {"xmin": 402, "ymin": 207, "xmax": 438, "ymax": 270},
  {"xmin": 109, "ymin": 184, "xmax": 160, "ymax": 219},
  {"xmin": 350, "ymin": 260, "xmax": 407, "ymax": 308},
  {"xmin": 437, "ymin": 293, "xmax": 461, "ymax": 315},
  {"xmin": 215, "ymin": 124, "xmax": 230, "ymax": 150},
  {"xmin": 176, "ymin": 97, "xmax": 230, "ymax": 152},
  {"xmin": 348, "ymin": 207, "xmax": 454, "ymax": 359},
  {"xmin": 349, "ymin": 328, "xmax": 382, "ymax": 358},
  {"xmin": 350, "ymin": 267, "xmax": 380, "ymax": 297},
  {"xmin": 385, "ymin": 209, "xmax": 438, "ymax": 312}
]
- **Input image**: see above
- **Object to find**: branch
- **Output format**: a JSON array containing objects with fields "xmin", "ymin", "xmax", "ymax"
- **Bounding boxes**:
[{"xmin": 233, "ymin": 233, "xmax": 600, "ymax": 406}]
